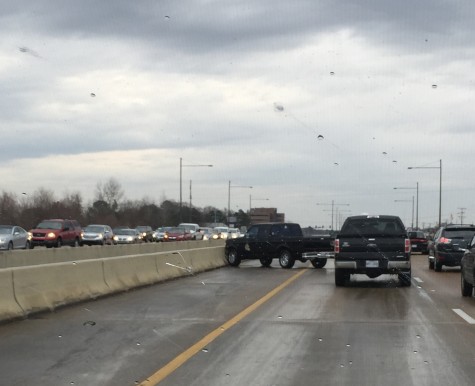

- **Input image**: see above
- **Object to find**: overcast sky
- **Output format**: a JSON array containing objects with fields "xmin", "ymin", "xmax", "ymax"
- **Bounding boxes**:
[{"xmin": 1, "ymin": 0, "xmax": 475, "ymax": 228}]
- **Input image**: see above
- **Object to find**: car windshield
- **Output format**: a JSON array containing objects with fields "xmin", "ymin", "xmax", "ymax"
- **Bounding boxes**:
[
  {"xmin": 84, "ymin": 226, "xmax": 104, "ymax": 233},
  {"xmin": 3, "ymin": 2, "xmax": 475, "ymax": 386},
  {"xmin": 0, "ymin": 226, "xmax": 13, "ymax": 234},
  {"xmin": 36, "ymin": 221, "xmax": 62, "ymax": 230}
]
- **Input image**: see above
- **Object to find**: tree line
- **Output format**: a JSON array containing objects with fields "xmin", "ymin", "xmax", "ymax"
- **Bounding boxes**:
[{"xmin": 0, "ymin": 178, "xmax": 251, "ymax": 230}]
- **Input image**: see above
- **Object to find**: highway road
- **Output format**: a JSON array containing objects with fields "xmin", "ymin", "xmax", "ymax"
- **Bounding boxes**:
[{"xmin": 1, "ymin": 254, "xmax": 475, "ymax": 386}]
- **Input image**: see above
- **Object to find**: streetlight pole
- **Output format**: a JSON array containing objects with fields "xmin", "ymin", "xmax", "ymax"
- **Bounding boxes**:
[
  {"xmin": 408, "ymin": 159, "xmax": 442, "ymax": 227},
  {"xmin": 179, "ymin": 158, "xmax": 213, "ymax": 222},
  {"xmin": 228, "ymin": 181, "xmax": 252, "ymax": 223},
  {"xmin": 393, "ymin": 182, "xmax": 419, "ymax": 229}
]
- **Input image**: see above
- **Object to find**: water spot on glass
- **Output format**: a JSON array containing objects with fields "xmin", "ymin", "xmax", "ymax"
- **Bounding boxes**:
[
  {"xmin": 277, "ymin": 315, "xmax": 283, "ymax": 319},
  {"xmin": 318, "ymin": 338, "xmax": 323, "ymax": 342},
  {"xmin": 220, "ymin": 327, "xmax": 225, "ymax": 330},
  {"xmin": 330, "ymin": 72, "xmax": 335, "ymax": 75},
  {"xmin": 432, "ymin": 84, "xmax": 437, "ymax": 89},
  {"xmin": 90, "ymin": 93, "xmax": 96, "ymax": 97},
  {"xmin": 334, "ymin": 162, "xmax": 339, "ymax": 166},
  {"xmin": 83, "ymin": 320, "xmax": 96, "ymax": 326},
  {"xmin": 424, "ymin": 360, "xmax": 429, "ymax": 364},
  {"xmin": 58, "ymin": 335, "xmax": 62, "ymax": 338},
  {"xmin": 349, "ymin": 361, "xmax": 353, "ymax": 365},
  {"xmin": 201, "ymin": 281, "xmax": 205, "ymax": 285},
  {"xmin": 226, "ymin": 374, "xmax": 230, "ymax": 377},
  {"xmin": 416, "ymin": 335, "xmax": 421, "ymax": 339},
  {"xmin": 346, "ymin": 344, "xmax": 351, "ymax": 347},
  {"xmin": 340, "ymin": 364, "xmax": 345, "ymax": 368},
  {"xmin": 417, "ymin": 285, "xmax": 422, "ymax": 288},
  {"xmin": 413, "ymin": 350, "xmax": 418, "ymax": 354},
  {"xmin": 430, "ymin": 289, "xmax": 436, "ymax": 292},
  {"xmin": 134, "ymin": 381, "xmax": 139, "ymax": 385},
  {"xmin": 165, "ymin": 15, "xmax": 170, "ymax": 19},
  {"xmin": 72, "ymin": 261, "xmax": 77, "ymax": 265},
  {"xmin": 202, "ymin": 348, "xmax": 209, "ymax": 353},
  {"xmin": 136, "ymin": 342, "xmax": 141, "ymax": 346},
  {"xmin": 392, "ymin": 160, "xmax": 397, "ymax": 163},
  {"xmin": 273, "ymin": 103, "xmax": 284, "ymax": 112},
  {"xmin": 317, "ymin": 134, "xmax": 324, "ymax": 140}
]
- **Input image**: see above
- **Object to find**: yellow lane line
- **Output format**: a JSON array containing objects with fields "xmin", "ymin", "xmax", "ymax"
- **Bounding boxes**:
[{"xmin": 138, "ymin": 268, "xmax": 308, "ymax": 385}]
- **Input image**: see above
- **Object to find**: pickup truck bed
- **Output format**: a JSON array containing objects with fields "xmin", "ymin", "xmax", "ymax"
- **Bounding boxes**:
[{"xmin": 225, "ymin": 223, "xmax": 333, "ymax": 269}]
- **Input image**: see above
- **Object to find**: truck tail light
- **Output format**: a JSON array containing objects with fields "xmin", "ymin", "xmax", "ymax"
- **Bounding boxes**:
[
  {"xmin": 405, "ymin": 239, "xmax": 410, "ymax": 253},
  {"xmin": 334, "ymin": 239, "xmax": 340, "ymax": 253},
  {"xmin": 439, "ymin": 237, "xmax": 451, "ymax": 244}
]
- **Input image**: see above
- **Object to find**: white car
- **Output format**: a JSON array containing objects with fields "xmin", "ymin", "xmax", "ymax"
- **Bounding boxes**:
[{"xmin": 214, "ymin": 226, "xmax": 229, "ymax": 239}]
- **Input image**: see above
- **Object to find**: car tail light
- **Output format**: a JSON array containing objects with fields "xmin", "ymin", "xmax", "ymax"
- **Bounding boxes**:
[
  {"xmin": 439, "ymin": 237, "xmax": 452, "ymax": 244},
  {"xmin": 405, "ymin": 239, "xmax": 410, "ymax": 253},
  {"xmin": 334, "ymin": 239, "xmax": 340, "ymax": 253}
]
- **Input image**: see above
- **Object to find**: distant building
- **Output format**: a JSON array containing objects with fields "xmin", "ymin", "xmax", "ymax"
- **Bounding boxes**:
[{"xmin": 250, "ymin": 207, "xmax": 285, "ymax": 224}]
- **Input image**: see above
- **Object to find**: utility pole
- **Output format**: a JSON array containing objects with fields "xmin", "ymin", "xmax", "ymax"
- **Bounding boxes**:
[{"xmin": 457, "ymin": 207, "xmax": 466, "ymax": 225}]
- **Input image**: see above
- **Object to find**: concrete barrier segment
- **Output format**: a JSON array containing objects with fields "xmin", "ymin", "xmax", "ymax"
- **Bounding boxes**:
[
  {"xmin": 0, "ymin": 269, "xmax": 25, "ymax": 321},
  {"xmin": 13, "ymin": 260, "xmax": 110, "ymax": 315}
]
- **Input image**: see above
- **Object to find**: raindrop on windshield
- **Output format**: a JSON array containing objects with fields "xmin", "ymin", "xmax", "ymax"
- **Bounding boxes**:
[
  {"xmin": 432, "ymin": 84, "xmax": 437, "ymax": 89},
  {"xmin": 83, "ymin": 320, "xmax": 96, "ymax": 326},
  {"xmin": 277, "ymin": 315, "xmax": 283, "ymax": 319},
  {"xmin": 346, "ymin": 344, "xmax": 351, "ymax": 347},
  {"xmin": 273, "ymin": 103, "xmax": 284, "ymax": 112},
  {"xmin": 202, "ymin": 348, "xmax": 209, "ymax": 353},
  {"xmin": 317, "ymin": 134, "xmax": 324, "ymax": 140},
  {"xmin": 330, "ymin": 71, "xmax": 335, "ymax": 75},
  {"xmin": 90, "ymin": 93, "xmax": 96, "ymax": 97}
]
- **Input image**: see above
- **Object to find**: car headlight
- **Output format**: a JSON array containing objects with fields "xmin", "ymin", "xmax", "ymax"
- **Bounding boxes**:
[
  {"xmin": 0, "ymin": 238, "xmax": 5, "ymax": 243},
  {"xmin": 113, "ymin": 236, "xmax": 118, "ymax": 241},
  {"xmin": 98, "ymin": 233, "xmax": 104, "ymax": 239},
  {"xmin": 126, "ymin": 236, "xmax": 133, "ymax": 241},
  {"xmin": 47, "ymin": 232, "xmax": 56, "ymax": 238},
  {"xmin": 28, "ymin": 232, "xmax": 32, "ymax": 240}
]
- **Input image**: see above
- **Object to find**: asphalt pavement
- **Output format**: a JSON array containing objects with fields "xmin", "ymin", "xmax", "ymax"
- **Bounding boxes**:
[{"xmin": 1, "ymin": 254, "xmax": 475, "ymax": 386}]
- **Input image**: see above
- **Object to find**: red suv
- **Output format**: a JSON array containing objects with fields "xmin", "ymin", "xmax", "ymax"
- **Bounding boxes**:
[{"xmin": 29, "ymin": 219, "xmax": 83, "ymax": 248}]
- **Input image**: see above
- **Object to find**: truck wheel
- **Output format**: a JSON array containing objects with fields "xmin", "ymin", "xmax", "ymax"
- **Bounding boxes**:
[
  {"xmin": 226, "ymin": 248, "xmax": 241, "ymax": 267},
  {"xmin": 259, "ymin": 257, "xmax": 272, "ymax": 267},
  {"xmin": 279, "ymin": 250, "xmax": 295, "ymax": 269},
  {"xmin": 461, "ymin": 271, "xmax": 473, "ymax": 297},
  {"xmin": 398, "ymin": 270, "xmax": 412, "ymax": 287},
  {"xmin": 434, "ymin": 256, "xmax": 442, "ymax": 272},
  {"xmin": 335, "ymin": 269, "xmax": 349, "ymax": 286},
  {"xmin": 428, "ymin": 258, "xmax": 434, "ymax": 270},
  {"xmin": 311, "ymin": 259, "xmax": 327, "ymax": 269}
]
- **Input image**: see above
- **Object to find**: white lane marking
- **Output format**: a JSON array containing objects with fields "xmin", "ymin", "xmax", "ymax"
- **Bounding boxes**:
[
  {"xmin": 414, "ymin": 277, "xmax": 423, "ymax": 283},
  {"xmin": 453, "ymin": 309, "xmax": 475, "ymax": 325}
]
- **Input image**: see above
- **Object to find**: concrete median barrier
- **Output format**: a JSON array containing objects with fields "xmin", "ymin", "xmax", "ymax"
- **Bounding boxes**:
[
  {"xmin": 12, "ymin": 260, "xmax": 109, "ymax": 315},
  {"xmin": 0, "ymin": 269, "xmax": 24, "ymax": 321},
  {"xmin": 0, "ymin": 242, "xmax": 227, "ymax": 322},
  {"xmin": 103, "ymin": 254, "xmax": 160, "ymax": 292}
]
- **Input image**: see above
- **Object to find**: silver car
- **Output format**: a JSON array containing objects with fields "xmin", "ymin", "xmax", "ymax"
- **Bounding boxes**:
[
  {"xmin": 0, "ymin": 225, "xmax": 31, "ymax": 250},
  {"xmin": 81, "ymin": 224, "xmax": 115, "ymax": 246},
  {"xmin": 113, "ymin": 228, "xmax": 141, "ymax": 244}
]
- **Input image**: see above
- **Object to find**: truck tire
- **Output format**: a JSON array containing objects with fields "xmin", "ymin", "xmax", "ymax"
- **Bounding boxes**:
[
  {"xmin": 226, "ymin": 248, "xmax": 241, "ymax": 267},
  {"xmin": 311, "ymin": 259, "xmax": 327, "ymax": 269},
  {"xmin": 335, "ymin": 269, "xmax": 349, "ymax": 286},
  {"xmin": 398, "ymin": 270, "xmax": 412, "ymax": 287},
  {"xmin": 279, "ymin": 249, "xmax": 295, "ymax": 269},
  {"xmin": 428, "ymin": 258, "xmax": 434, "ymax": 270},
  {"xmin": 461, "ymin": 271, "xmax": 473, "ymax": 297},
  {"xmin": 259, "ymin": 256, "xmax": 272, "ymax": 267},
  {"xmin": 434, "ymin": 256, "xmax": 442, "ymax": 272}
]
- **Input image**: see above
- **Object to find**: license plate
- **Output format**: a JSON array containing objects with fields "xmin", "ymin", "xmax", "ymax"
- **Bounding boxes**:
[
  {"xmin": 366, "ymin": 260, "xmax": 379, "ymax": 268},
  {"xmin": 412, "ymin": 244, "xmax": 417, "ymax": 248}
]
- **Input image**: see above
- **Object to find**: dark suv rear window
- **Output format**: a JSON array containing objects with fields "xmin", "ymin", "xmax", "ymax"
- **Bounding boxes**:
[
  {"xmin": 442, "ymin": 229, "xmax": 475, "ymax": 239},
  {"xmin": 340, "ymin": 217, "xmax": 405, "ymax": 236}
]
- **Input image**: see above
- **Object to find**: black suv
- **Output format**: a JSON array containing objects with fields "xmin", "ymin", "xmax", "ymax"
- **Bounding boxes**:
[{"xmin": 428, "ymin": 224, "xmax": 475, "ymax": 271}]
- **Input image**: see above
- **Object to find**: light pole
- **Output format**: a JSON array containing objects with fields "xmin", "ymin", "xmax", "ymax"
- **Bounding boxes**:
[
  {"xmin": 180, "ymin": 158, "xmax": 213, "ymax": 222},
  {"xmin": 395, "ymin": 197, "xmax": 414, "ymax": 229},
  {"xmin": 228, "ymin": 181, "xmax": 252, "ymax": 223},
  {"xmin": 249, "ymin": 195, "xmax": 269, "ymax": 213},
  {"xmin": 316, "ymin": 200, "xmax": 350, "ymax": 230},
  {"xmin": 408, "ymin": 159, "xmax": 442, "ymax": 227},
  {"xmin": 393, "ymin": 182, "xmax": 419, "ymax": 229}
]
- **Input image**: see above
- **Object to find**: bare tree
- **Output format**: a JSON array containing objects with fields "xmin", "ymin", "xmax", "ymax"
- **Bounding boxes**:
[{"xmin": 95, "ymin": 178, "xmax": 124, "ymax": 210}]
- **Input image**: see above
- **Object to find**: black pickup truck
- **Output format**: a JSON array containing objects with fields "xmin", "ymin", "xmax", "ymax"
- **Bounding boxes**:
[
  {"xmin": 225, "ymin": 223, "xmax": 333, "ymax": 268},
  {"xmin": 334, "ymin": 215, "xmax": 411, "ymax": 286}
]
